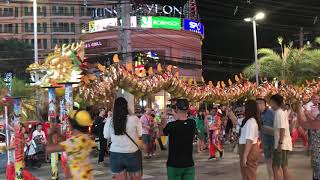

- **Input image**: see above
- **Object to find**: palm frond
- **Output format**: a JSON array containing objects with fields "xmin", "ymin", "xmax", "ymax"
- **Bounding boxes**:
[
  {"xmin": 315, "ymin": 37, "xmax": 320, "ymax": 45},
  {"xmin": 258, "ymin": 48, "xmax": 280, "ymax": 57},
  {"xmin": 243, "ymin": 65, "xmax": 256, "ymax": 79},
  {"xmin": 277, "ymin": 37, "xmax": 283, "ymax": 46}
]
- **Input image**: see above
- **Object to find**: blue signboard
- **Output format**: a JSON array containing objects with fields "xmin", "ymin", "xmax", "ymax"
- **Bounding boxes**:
[{"xmin": 183, "ymin": 19, "xmax": 204, "ymax": 37}]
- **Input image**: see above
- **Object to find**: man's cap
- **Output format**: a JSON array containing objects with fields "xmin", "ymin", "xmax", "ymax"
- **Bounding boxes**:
[{"xmin": 176, "ymin": 99, "xmax": 189, "ymax": 111}]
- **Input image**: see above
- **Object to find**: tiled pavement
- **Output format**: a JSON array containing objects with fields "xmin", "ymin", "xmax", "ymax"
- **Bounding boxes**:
[{"xmin": 0, "ymin": 145, "xmax": 312, "ymax": 180}]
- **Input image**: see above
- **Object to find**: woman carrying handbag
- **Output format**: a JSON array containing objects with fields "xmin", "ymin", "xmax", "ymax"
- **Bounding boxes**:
[{"xmin": 104, "ymin": 97, "xmax": 143, "ymax": 180}]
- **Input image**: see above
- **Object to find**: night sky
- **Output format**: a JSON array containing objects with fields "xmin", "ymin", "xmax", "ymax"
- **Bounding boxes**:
[
  {"xmin": 146, "ymin": 0, "xmax": 320, "ymax": 82},
  {"xmin": 198, "ymin": 0, "xmax": 320, "ymax": 82}
]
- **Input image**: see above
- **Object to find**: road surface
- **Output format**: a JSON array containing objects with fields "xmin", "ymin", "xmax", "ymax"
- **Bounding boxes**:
[{"xmin": 0, "ymin": 144, "xmax": 312, "ymax": 180}]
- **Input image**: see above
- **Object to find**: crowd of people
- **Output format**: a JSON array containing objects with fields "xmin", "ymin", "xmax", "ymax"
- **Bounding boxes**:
[
  {"xmin": 6, "ymin": 93, "xmax": 320, "ymax": 180},
  {"xmin": 64, "ymin": 94, "xmax": 320, "ymax": 180},
  {"xmin": 84, "ymin": 94, "xmax": 319, "ymax": 180}
]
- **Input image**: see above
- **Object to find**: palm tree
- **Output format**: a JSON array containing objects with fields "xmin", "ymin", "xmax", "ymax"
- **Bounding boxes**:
[{"xmin": 244, "ymin": 37, "xmax": 320, "ymax": 85}]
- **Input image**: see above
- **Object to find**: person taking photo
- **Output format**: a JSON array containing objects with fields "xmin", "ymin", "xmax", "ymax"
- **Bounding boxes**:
[{"xmin": 163, "ymin": 99, "xmax": 196, "ymax": 180}]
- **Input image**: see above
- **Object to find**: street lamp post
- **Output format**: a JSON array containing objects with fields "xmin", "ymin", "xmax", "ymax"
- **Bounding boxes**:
[
  {"xmin": 244, "ymin": 12, "xmax": 265, "ymax": 86},
  {"xmin": 33, "ymin": 0, "xmax": 39, "ymax": 82}
]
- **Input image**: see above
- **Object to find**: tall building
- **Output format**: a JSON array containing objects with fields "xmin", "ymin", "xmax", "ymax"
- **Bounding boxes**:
[{"xmin": 0, "ymin": 0, "xmax": 114, "ymax": 59}]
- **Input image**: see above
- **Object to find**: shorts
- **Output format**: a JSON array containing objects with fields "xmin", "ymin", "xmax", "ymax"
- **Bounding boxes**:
[
  {"xmin": 263, "ymin": 144, "xmax": 274, "ymax": 160},
  {"xmin": 273, "ymin": 150, "xmax": 289, "ymax": 166},
  {"xmin": 110, "ymin": 151, "xmax": 142, "ymax": 174},
  {"xmin": 167, "ymin": 166, "xmax": 195, "ymax": 180},
  {"xmin": 142, "ymin": 134, "xmax": 151, "ymax": 144}
]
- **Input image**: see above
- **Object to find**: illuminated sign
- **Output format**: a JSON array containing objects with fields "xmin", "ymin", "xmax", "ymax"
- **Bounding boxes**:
[
  {"xmin": 84, "ymin": 40, "xmax": 109, "ymax": 49},
  {"xmin": 141, "ymin": 16, "xmax": 181, "ymax": 30},
  {"xmin": 85, "ymin": 41, "xmax": 102, "ymax": 48},
  {"xmin": 89, "ymin": 16, "xmax": 137, "ymax": 33},
  {"xmin": 91, "ymin": 4, "xmax": 183, "ymax": 18},
  {"xmin": 183, "ymin": 19, "xmax": 204, "ymax": 36}
]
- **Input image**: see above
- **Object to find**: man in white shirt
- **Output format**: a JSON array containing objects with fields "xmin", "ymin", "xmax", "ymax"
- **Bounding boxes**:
[
  {"xmin": 270, "ymin": 94, "xmax": 292, "ymax": 180},
  {"xmin": 32, "ymin": 124, "xmax": 46, "ymax": 144},
  {"xmin": 304, "ymin": 94, "xmax": 319, "ymax": 121},
  {"xmin": 303, "ymin": 94, "xmax": 319, "ymax": 157}
]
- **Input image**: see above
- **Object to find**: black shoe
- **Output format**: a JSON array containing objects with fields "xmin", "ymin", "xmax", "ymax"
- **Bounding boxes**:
[
  {"xmin": 208, "ymin": 156, "xmax": 217, "ymax": 160},
  {"xmin": 219, "ymin": 151, "xmax": 224, "ymax": 158}
]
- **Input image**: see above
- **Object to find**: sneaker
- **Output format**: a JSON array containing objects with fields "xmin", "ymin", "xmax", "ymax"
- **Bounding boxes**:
[
  {"xmin": 97, "ymin": 162, "xmax": 103, "ymax": 167},
  {"xmin": 208, "ymin": 156, "xmax": 217, "ymax": 160}
]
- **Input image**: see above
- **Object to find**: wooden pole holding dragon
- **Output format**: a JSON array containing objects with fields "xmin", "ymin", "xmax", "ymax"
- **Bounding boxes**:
[{"xmin": 47, "ymin": 87, "xmax": 59, "ymax": 180}]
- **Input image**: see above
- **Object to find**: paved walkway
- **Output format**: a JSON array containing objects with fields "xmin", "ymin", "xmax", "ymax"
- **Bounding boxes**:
[{"xmin": 0, "ymin": 145, "xmax": 312, "ymax": 180}]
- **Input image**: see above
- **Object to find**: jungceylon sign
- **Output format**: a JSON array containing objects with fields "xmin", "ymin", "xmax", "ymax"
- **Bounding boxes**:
[{"xmin": 91, "ymin": 4, "xmax": 183, "ymax": 18}]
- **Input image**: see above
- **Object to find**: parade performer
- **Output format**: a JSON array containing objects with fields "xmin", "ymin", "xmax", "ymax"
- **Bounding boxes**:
[
  {"xmin": 46, "ymin": 110, "xmax": 96, "ymax": 180},
  {"xmin": 10, "ymin": 123, "xmax": 25, "ymax": 180},
  {"xmin": 208, "ymin": 111, "xmax": 223, "ymax": 160},
  {"xmin": 291, "ymin": 116, "xmax": 308, "ymax": 148},
  {"xmin": 7, "ymin": 123, "xmax": 36, "ymax": 180}
]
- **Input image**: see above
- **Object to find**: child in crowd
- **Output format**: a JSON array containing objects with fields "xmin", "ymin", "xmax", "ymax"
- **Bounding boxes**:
[
  {"xmin": 196, "ymin": 111, "xmax": 206, "ymax": 153},
  {"xmin": 150, "ymin": 114, "xmax": 158, "ymax": 156}
]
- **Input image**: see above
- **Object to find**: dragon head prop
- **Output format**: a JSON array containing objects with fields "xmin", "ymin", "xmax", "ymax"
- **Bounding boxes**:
[{"xmin": 27, "ymin": 42, "xmax": 85, "ymax": 87}]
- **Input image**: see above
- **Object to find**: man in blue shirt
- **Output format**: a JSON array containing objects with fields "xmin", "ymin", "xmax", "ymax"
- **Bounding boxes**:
[{"xmin": 257, "ymin": 98, "xmax": 275, "ymax": 180}]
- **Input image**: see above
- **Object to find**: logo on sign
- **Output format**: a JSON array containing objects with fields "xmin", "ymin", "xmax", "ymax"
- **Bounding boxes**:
[
  {"xmin": 141, "ymin": 16, "xmax": 152, "ymax": 28},
  {"xmin": 183, "ymin": 19, "xmax": 204, "ymax": 36},
  {"xmin": 189, "ymin": 22, "xmax": 202, "ymax": 31}
]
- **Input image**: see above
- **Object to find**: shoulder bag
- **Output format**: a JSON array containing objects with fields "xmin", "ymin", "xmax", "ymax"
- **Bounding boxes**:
[{"xmin": 124, "ymin": 132, "xmax": 143, "ymax": 173}]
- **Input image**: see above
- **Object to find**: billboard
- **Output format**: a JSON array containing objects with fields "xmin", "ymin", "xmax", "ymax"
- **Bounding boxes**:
[
  {"xmin": 140, "ymin": 16, "xmax": 181, "ymax": 30},
  {"xmin": 183, "ymin": 19, "xmax": 204, "ymax": 36},
  {"xmin": 91, "ymin": 4, "xmax": 183, "ymax": 19},
  {"xmin": 89, "ymin": 16, "xmax": 137, "ymax": 33}
]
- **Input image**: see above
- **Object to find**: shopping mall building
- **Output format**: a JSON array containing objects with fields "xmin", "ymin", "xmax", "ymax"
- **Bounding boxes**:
[
  {"xmin": 80, "ymin": 2, "xmax": 204, "ymax": 111},
  {"xmin": 0, "ymin": 0, "xmax": 202, "ymax": 111}
]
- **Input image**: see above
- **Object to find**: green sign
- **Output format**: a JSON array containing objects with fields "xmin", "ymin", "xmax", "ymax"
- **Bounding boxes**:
[{"xmin": 140, "ymin": 16, "xmax": 181, "ymax": 30}]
